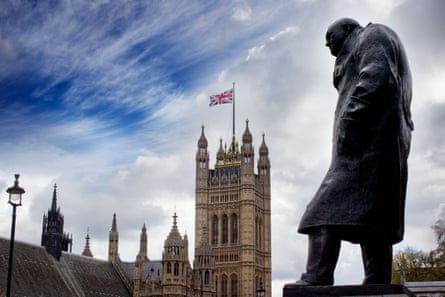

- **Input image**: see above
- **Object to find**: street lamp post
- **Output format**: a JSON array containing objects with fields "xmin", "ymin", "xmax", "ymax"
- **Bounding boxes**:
[
  {"xmin": 6, "ymin": 174, "xmax": 25, "ymax": 297},
  {"xmin": 256, "ymin": 281, "xmax": 265, "ymax": 297}
]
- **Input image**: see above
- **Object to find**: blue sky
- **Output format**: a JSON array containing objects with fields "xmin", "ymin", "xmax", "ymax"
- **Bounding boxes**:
[{"xmin": 1, "ymin": 1, "xmax": 445, "ymax": 296}]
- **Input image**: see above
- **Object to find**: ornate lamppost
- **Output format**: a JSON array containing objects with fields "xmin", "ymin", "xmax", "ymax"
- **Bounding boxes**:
[
  {"xmin": 256, "ymin": 281, "xmax": 265, "ymax": 297},
  {"xmin": 6, "ymin": 174, "xmax": 25, "ymax": 297}
]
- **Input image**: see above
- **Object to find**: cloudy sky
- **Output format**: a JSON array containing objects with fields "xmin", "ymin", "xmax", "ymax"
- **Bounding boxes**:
[{"xmin": 1, "ymin": 0, "xmax": 444, "ymax": 295}]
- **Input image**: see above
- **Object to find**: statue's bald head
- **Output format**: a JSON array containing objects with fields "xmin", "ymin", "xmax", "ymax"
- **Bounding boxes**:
[{"xmin": 325, "ymin": 18, "xmax": 361, "ymax": 56}]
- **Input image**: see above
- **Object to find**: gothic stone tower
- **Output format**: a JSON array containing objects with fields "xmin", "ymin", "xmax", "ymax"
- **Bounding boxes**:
[
  {"xmin": 162, "ymin": 213, "xmax": 192, "ymax": 297},
  {"xmin": 108, "ymin": 213, "xmax": 119, "ymax": 263},
  {"xmin": 41, "ymin": 184, "xmax": 72, "ymax": 260},
  {"xmin": 195, "ymin": 120, "xmax": 271, "ymax": 297}
]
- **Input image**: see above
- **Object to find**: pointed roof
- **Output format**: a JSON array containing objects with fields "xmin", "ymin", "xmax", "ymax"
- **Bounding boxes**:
[
  {"xmin": 259, "ymin": 132, "xmax": 269, "ymax": 156},
  {"xmin": 242, "ymin": 119, "xmax": 253, "ymax": 144},
  {"xmin": 198, "ymin": 125, "xmax": 208, "ymax": 149},
  {"xmin": 51, "ymin": 184, "xmax": 58, "ymax": 212},
  {"xmin": 165, "ymin": 212, "xmax": 183, "ymax": 246},
  {"xmin": 217, "ymin": 138, "xmax": 225, "ymax": 161},
  {"xmin": 111, "ymin": 213, "xmax": 118, "ymax": 233}
]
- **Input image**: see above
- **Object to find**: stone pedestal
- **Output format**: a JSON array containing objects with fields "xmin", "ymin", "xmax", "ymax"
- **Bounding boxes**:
[{"xmin": 283, "ymin": 284, "xmax": 415, "ymax": 297}]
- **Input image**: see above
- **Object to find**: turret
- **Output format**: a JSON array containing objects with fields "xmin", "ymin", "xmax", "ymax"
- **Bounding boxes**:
[
  {"xmin": 41, "ymin": 184, "xmax": 72, "ymax": 260},
  {"xmin": 196, "ymin": 125, "xmax": 209, "ymax": 172},
  {"xmin": 134, "ymin": 224, "xmax": 149, "ymax": 297},
  {"xmin": 258, "ymin": 133, "xmax": 271, "ymax": 179},
  {"xmin": 162, "ymin": 212, "xmax": 190, "ymax": 295},
  {"xmin": 196, "ymin": 126, "xmax": 210, "ymax": 249},
  {"xmin": 137, "ymin": 224, "xmax": 148, "ymax": 262},
  {"xmin": 241, "ymin": 119, "xmax": 255, "ymax": 177}
]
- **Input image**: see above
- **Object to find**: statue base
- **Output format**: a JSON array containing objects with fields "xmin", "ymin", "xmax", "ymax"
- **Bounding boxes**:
[{"xmin": 283, "ymin": 284, "xmax": 415, "ymax": 297}]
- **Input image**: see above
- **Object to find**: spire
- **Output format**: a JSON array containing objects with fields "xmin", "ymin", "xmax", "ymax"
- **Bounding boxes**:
[
  {"xmin": 198, "ymin": 125, "xmax": 208, "ymax": 149},
  {"xmin": 137, "ymin": 224, "xmax": 148, "ymax": 261},
  {"xmin": 82, "ymin": 230, "xmax": 93, "ymax": 257},
  {"xmin": 111, "ymin": 213, "xmax": 117, "ymax": 232},
  {"xmin": 173, "ymin": 212, "xmax": 178, "ymax": 230},
  {"xmin": 165, "ymin": 212, "xmax": 184, "ymax": 247},
  {"xmin": 241, "ymin": 119, "xmax": 254, "ymax": 168},
  {"xmin": 242, "ymin": 119, "xmax": 253, "ymax": 144},
  {"xmin": 259, "ymin": 132, "xmax": 269, "ymax": 156},
  {"xmin": 108, "ymin": 213, "xmax": 119, "ymax": 262},
  {"xmin": 258, "ymin": 132, "xmax": 270, "ymax": 176},
  {"xmin": 51, "ymin": 184, "xmax": 58, "ymax": 212},
  {"xmin": 217, "ymin": 138, "xmax": 225, "ymax": 162}
]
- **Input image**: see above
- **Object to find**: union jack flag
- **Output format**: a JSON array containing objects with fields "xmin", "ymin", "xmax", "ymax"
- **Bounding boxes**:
[{"xmin": 209, "ymin": 88, "xmax": 233, "ymax": 107}]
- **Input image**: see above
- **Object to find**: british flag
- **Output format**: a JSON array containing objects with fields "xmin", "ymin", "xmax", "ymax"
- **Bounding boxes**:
[{"xmin": 209, "ymin": 88, "xmax": 233, "ymax": 107}]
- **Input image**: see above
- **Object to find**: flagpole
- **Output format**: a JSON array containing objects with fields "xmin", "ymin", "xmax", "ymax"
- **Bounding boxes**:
[{"xmin": 232, "ymin": 82, "xmax": 235, "ymax": 136}]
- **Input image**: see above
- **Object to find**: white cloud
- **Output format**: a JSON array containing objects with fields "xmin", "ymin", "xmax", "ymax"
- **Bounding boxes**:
[
  {"xmin": 232, "ymin": 1, "xmax": 252, "ymax": 21},
  {"xmin": 1, "ymin": 2, "xmax": 445, "ymax": 297}
]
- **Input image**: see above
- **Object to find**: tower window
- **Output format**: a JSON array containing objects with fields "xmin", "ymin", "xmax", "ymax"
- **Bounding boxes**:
[
  {"xmin": 222, "ymin": 275, "xmax": 228, "ymax": 297},
  {"xmin": 231, "ymin": 214, "xmax": 238, "ymax": 244},
  {"xmin": 205, "ymin": 270, "xmax": 210, "ymax": 285},
  {"xmin": 231, "ymin": 274, "xmax": 238, "ymax": 297},
  {"xmin": 174, "ymin": 262, "xmax": 179, "ymax": 276},
  {"xmin": 212, "ymin": 215, "xmax": 218, "ymax": 245},
  {"xmin": 222, "ymin": 215, "xmax": 228, "ymax": 244}
]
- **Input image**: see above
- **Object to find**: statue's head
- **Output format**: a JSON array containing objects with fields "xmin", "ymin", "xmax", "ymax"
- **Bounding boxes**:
[{"xmin": 325, "ymin": 18, "xmax": 361, "ymax": 56}]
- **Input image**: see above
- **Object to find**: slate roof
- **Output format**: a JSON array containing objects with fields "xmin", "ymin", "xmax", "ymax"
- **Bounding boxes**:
[
  {"xmin": 0, "ymin": 237, "xmax": 132, "ymax": 297},
  {"xmin": 120, "ymin": 260, "xmax": 163, "ymax": 282}
]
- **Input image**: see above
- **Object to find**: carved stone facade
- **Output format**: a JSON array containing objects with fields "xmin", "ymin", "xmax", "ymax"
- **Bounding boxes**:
[
  {"xmin": 106, "ymin": 121, "xmax": 271, "ymax": 297},
  {"xmin": 195, "ymin": 121, "xmax": 272, "ymax": 297}
]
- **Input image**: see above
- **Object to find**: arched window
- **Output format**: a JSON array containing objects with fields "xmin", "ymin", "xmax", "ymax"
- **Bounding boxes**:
[
  {"xmin": 222, "ymin": 275, "xmax": 228, "ymax": 297},
  {"xmin": 231, "ymin": 214, "xmax": 238, "ymax": 243},
  {"xmin": 204, "ymin": 270, "xmax": 210, "ymax": 285},
  {"xmin": 174, "ymin": 262, "xmax": 179, "ymax": 276},
  {"xmin": 222, "ymin": 215, "xmax": 229, "ymax": 244},
  {"xmin": 212, "ymin": 215, "xmax": 218, "ymax": 245},
  {"xmin": 231, "ymin": 274, "xmax": 238, "ymax": 297},
  {"xmin": 167, "ymin": 262, "xmax": 171, "ymax": 274}
]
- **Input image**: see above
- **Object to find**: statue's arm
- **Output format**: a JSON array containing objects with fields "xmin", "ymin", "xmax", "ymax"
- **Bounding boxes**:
[{"xmin": 346, "ymin": 27, "xmax": 398, "ymax": 121}]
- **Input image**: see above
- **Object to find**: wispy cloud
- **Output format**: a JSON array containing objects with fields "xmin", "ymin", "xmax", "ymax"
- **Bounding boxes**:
[{"xmin": 1, "ymin": 1, "xmax": 444, "ymax": 296}]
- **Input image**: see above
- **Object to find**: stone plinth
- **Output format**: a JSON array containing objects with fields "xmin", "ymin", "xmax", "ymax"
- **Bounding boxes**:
[{"xmin": 283, "ymin": 284, "xmax": 415, "ymax": 297}]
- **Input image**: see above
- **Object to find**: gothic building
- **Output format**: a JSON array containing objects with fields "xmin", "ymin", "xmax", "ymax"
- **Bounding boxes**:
[
  {"xmin": 41, "ymin": 184, "xmax": 72, "ymax": 260},
  {"xmin": 195, "ymin": 120, "xmax": 272, "ymax": 297},
  {"xmin": 109, "ymin": 212, "xmax": 195, "ymax": 297},
  {"xmin": 32, "ymin": 121, "xmax": 270, "ymax": 297},
  {"xmin": 104, "ymin": 121, "xmax": 270, "ymax": 297}
]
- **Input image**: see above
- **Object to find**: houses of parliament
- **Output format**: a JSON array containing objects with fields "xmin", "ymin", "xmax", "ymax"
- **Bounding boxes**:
[{"xmin": 0, "ymin": 121, "xmax": 271, "ymax": 297}]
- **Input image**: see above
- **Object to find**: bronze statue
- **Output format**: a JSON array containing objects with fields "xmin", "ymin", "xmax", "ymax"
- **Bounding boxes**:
[{"xmin": 296, "ymin": 18, "xmax": 414, "ymax": 285}]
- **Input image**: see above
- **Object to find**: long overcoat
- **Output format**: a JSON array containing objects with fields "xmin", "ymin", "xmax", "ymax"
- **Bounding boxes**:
[{"xmin": 298, "ymin": 23, "xmax": 414, "ymax": 244}]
